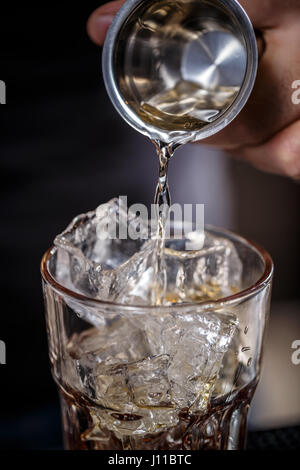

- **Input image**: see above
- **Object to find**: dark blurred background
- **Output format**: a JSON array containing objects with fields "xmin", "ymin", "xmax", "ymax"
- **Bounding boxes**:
[{"xmin": 0, "ymin": 2, "xmax": 299, "ymax": 450}]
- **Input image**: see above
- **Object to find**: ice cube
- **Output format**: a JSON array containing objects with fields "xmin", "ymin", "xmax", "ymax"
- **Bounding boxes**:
[
  {"xmin": 92, "ymin": 354, "xmax": 179, "ymax": 435},
  {"xmin": 65, "ymin": 307, "xmax": 238, "ymax": 436},
  {"xmin": 164, "ymin": 231, "xmax": 242, "ymax": 302},
  {"xmin": 54, "ymin": 198, "xmax": 157, "ymax": 304},
  {"xmin": 67, "ymin": 309, "xmax": 237, "ymax": 415},
  {"xmin": 94, "ymin": 362, "xmax": 133, "ymax": 412},
  {"xmin": 66, "ymin": 319, "xmax": 154, "ymax": 406},
  {"xmin": 69, "ymin": 336, "xmax": 179, "ymax": 434},
  {"xmin": 127, "ymin": 355, "xmax": 172, "ymax": 408},
  {"xmin": 68, "ymin": 319, "xmax": 153, "ymax": 367},
  {"xmin": 134, "ymin": 313, "xmax": 174, "ymax": 357},
  {"xmin": 53, "ymin": 199, "xmax": 243, "ymax": 307},
  {"xmin": 165, "ymin": 311, "xmax": 238, "ymax": 412}
]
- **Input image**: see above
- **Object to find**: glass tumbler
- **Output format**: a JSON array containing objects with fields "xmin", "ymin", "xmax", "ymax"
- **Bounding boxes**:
[{"xmin": 41, "ymin": 226, "xmax": 273, "ymax": 450}]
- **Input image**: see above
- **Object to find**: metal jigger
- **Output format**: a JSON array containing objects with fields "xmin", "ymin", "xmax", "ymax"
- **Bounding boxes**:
[{"xmin": 102, "ymin": 0, "xmax": 258, "ymax": 145}]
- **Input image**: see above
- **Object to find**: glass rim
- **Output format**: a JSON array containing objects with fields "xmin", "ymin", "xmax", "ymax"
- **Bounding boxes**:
[{"xmin": 41, "ymin": 225, "xmax": 274, "ymax": 312}]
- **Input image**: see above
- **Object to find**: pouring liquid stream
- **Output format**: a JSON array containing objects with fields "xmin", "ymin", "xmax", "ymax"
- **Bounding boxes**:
[{"xmin": 152, "ymin": 140, "xmax": 178, "ymax": 305}]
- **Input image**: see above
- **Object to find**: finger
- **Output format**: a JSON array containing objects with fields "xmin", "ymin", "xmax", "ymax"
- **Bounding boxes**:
[
  {"xmin": 238, "ymin": 0, "xmax": 294, "ymax": 28},
  {"xmin": 230, "ymin": 120, "xmax": 300, "ymax": 179},
  {"xmin": 87, "ymin": 1, "xmax": 125, "ymax": 45}
]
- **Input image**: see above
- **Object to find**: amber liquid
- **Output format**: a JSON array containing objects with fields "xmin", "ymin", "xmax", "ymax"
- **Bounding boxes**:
[
  {"xmin": 58, "ymin": 380, "xmax": 256, "ymax": 450},
  {"xmin": 136, "ymin": 81, "xmax": 239, "ymax": 133}
]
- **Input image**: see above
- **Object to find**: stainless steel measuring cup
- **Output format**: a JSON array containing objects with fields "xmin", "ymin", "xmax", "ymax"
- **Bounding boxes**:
[{"xmin": 102, "ymin": 0, "xmax": 258, "ymax": 145}]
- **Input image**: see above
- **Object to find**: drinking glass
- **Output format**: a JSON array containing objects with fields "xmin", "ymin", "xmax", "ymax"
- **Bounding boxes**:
[{"xmin": 41, "ymin": 226, "xmax": 273, "ymax": 450}]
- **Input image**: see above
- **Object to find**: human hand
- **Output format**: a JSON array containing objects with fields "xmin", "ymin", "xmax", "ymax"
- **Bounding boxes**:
[{"xmin": 87, "ymin": 0, "xmax": 300, "ymax": 179}]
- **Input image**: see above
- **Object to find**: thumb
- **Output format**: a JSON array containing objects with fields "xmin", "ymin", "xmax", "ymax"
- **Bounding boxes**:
[{"xmin": 87, "ymin": 1, "xmax": 125, "ymax": 45}]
